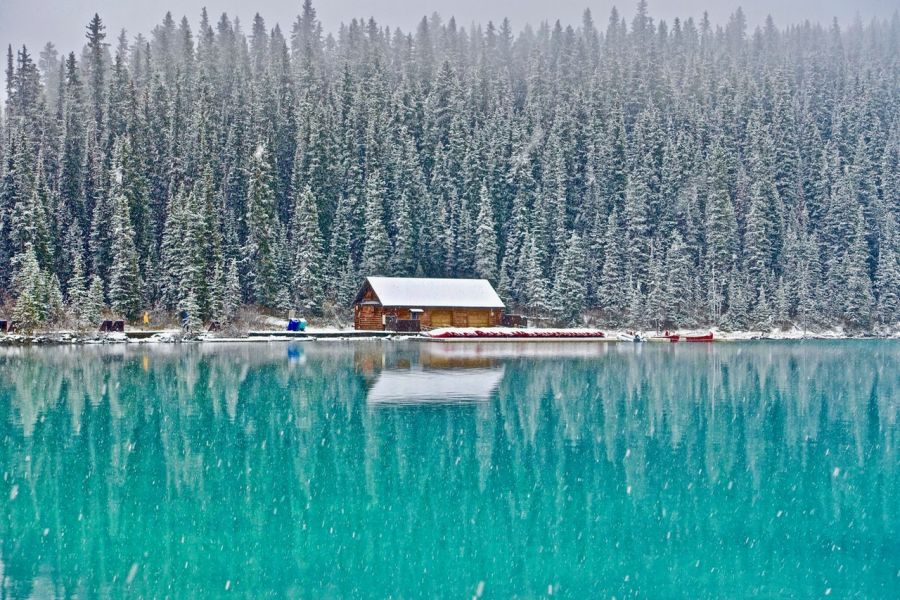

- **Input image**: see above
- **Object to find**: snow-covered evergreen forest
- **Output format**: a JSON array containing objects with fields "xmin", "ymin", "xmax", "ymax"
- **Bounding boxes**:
[{"xmin": 1, "ymin": 1, "xmax": 898, "ymax": 331}]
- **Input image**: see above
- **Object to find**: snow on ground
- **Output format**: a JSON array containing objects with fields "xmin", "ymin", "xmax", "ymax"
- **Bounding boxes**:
[
  {"xmin": 261, "ymin": 316, "xmax": 290, "ymax": 329},
  {"xmin": 708, "ymin": 326, "xmax": 848, "ymax": 341},
  {"xmin": 2, "ymin": 323, "xmax": 896, "ymax": 345},
  {"xmin": 421, "ymin": 325, "xmax": 885, "ymax": 341}
]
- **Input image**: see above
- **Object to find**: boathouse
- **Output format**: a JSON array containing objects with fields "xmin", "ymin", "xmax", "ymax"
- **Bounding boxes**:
[{"xmin": 353, "ymin": 277, "xmax": 505, "ymax": 331}]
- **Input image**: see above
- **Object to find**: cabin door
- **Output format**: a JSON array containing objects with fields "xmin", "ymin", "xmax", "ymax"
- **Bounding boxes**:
[
  {"xmin": 467, "ymin": 311, "xmax": 490, "ymax": 327},
  {"xmin": 429, "ymin": 309, "xmax": 453, "ymax": 328}
]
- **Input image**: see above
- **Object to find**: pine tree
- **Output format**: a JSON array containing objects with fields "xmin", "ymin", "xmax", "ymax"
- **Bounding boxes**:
[
  {"xmin": 208, "ymin": 261, "xmax": 226, "ymax": 323},
  {"xmin": 704, "ymin": 144, "xmax": 738, "ymax": 321},
  {"xmin": 67, "ymin": 254, "xmax": 89, "ymax": 325},
  {"xmin": 336, "ymin": 253, "xmax": 359, "ymax": 309},
  {"xmin": 10, "ymin": 148, "xmax": 52, "ymax": 268},
  {"xmin": 773, "ymin": 278, "xmax": 789, "ymax": 329},
  {"xmin": 85, "ymin": 13, "xmax": 107, "ymax": 129},
  {"xmin": 11, "ymin": 246, "xmax": 46, "ymax": 332},
  {"xmin": 88, "ymin": 182, "xmax": 114, "ymax": 292},
  {"xmin": 722, "ymin": 272, "xmax": 749, "ymax": 331},
  {"xmin": 244, "ymin": 142, "xmax": 280, "ymax": 306},
  {"xmin": 85, "ymin": 275, "xmax": 106, "ymax": 326},
  {"xmin": 361, "ymin": 170, "xmax": 390, "ymax": 275},
  {"xmin": 497, "ymin": 186, "xmax": 529, "ymax": 304},
  {"xmin": 645, "ymin": 239, "xmax": 668, "ymax": 330},
  {"xmin": 46, "ymin": 274, "xmax": 65, "ymax": 324},
  {"xmin": 178, "ymin": 289, "xmax": 201, "ymax": 333},
  {"xmin": 796, "ymin": 232, "xmax": 823, "ymax": 330},
  {"xmin": 842, "ymin": 205, "xmax": 874, "ymax": 331},
  {"xmin": 744, "ymin": 177, "xmax": 779, "ymax": 287},
  {"xmin": 223, "ymin": 259, "xmax": 242, "ymax": 322},
  {"xmin": 108, "ymin": 190, "xmax": 143, "ymax": 320},
  {"xmin": 289, "ymin": 184, "xmax": 324, "ymax": 312},
  {"xmin": 474, "ymin": 183, "xmax": 498, "ymax": 283},
  {"xmin": 598, "ymin": 209, "xmax": 628, "ymax": 322},
  {"xmin": 521, "ymin": 232, "xmax": 552, "ymax": 315},
  {"xmin": 326, "ymin": 194, "xmax": 355, "ymax": 300},
  {"xmin": 553, "ymin": 232, "xmax": 587, "ymax": 324},
  {"xmin": 664, "ymin": 230, "xmax": 695, "ymax": 327},
  {"xmin": 624, "ymin": 170, "xmax": 651, "ymax": 288},
  {"xmin": 389, "ymin": 191, "xmax": 416, "ymax": 276},
  {"xmin": 751, "ymin": 284, "xmax": 774, "ymax": 331},
  {"xmin": 875, "ymin": 213, "xmax": 900, "ymax": 325}
]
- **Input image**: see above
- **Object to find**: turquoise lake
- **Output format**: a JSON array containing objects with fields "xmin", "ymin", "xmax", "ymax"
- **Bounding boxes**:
[{"xmin": 0, "ymin": 340, "xmax": 897, "ymax": 598}]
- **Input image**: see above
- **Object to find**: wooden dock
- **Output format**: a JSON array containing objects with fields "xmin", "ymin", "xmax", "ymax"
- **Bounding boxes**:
[{"xmin": 247, "ymin": 330, "xmax": 395, "ymax": 339}]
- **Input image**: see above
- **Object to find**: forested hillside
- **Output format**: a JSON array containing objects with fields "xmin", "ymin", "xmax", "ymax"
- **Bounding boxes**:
[{"xmin": 1, "ymin": 1, "xmax": 898, "ymax": 330}]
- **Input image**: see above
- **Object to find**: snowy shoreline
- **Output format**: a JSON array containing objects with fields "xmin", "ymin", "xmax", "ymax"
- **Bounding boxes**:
[{"xmin": 1, "ymin": 326, "xmax": 897, "ymax": 346}]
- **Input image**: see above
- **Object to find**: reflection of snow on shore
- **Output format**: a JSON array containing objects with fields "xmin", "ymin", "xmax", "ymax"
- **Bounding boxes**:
[{"xmin": 420, "ymin": 340, "xmax": 614, "ymax": 360}]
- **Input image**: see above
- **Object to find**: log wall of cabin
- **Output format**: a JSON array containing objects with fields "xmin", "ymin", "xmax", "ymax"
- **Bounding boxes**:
[
  {"xmin": 354, "ymin": 305, "xmax": 502, "ymax": 331},
  {"xmin": 354, "ymin": 304, "xmax": 385, "ymax": 330}
]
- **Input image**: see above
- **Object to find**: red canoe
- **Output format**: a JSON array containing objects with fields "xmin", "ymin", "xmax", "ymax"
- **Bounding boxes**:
[
  {"xmin": 685, "ymin": 332, "xmax": 714, "ymax": 342},
  {"xmin": 428, "ymin": 329, "xmax": 606, "ymax": 339}
]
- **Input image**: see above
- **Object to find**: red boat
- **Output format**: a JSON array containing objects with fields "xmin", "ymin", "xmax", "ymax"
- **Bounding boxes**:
[
  {"xmin": 685, "ymin": 332, "xmax": 714, "ymax": 342},
  {"xmin": 651, "ymin": 331, "xmax": 680, "ymax": 342},
  {"xmin": 427, "ymin": 328, "xmax": 606, "ymax": 339}
]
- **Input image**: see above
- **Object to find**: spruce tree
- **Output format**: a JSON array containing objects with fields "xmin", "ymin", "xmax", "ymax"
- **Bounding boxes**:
[
  {"xmin": 664, "ymin": 230, "xmax": 695, "ymax": 327},
  {"xmin": 289, "ymin": 184, "xmax": 325, "ymax": 312},
  {"xmin": 108, "ymin": 190, "xmax": 142, "ymax": 320},
  {"xmin": 521, "ymin": 232, "xmax": 552, "ymax": 316},
  {"xmin": 722, "ymin": 272, "xmax": 749, "ymax": 331},
  {"xmin": 389, "ymin": 191, "xmax": 416, "ymax": 276},
  {"xmin": 751, "ymin": 284, "xmax": 774, "ymax": 331},
  {"xmin": 875, "ymin": 213, "xmax": 900, "ymax": 325},
  {"xmin": 11, "ymin": 246, "xmax": 45, "ymax": 331},
  {"xmin": 624, "ymin": 170, "xmax": 651, "ymax": 288},
  {"xmin": 645, "ymin": 240, "xmax": 668, "ymax": 330},
  {"xmin": 67, "ymin": 254, "xmax": 89, "ymax": 325},
  {"xmin": 178, "ymin": 289, "xmax": 201, "ymax": 333},
  {"xmin": 598, "ymin": 209, "xmax": 628, "ymax": 322},
  {"xmin": 244, "ymin": 143, "xmax": 280, "ymax": 306},
  {"xmin": 208, "ymin": 261, "xmax": 226, "ymax": 323},
  {"xmin": 474, "ymin": 183, "xmax": 498, "ymax": 283},
  {"xmin": 553, "ymin": 232, "xmax": 587, "ymax": 324},
  {"xmin": 85, "ymin": 275, "xmax": 106, "ymax": 326},
  {"xmin": 361, "ymin": 170, "xmax": 390, "ymax": 276},
  {"xmin": 704, "ymin": 144, "xmax": 738, "ymax": 321},
  {"xmin": 842, "ymin": 205, "xmax": 875, "ymax": 331},
  {"xmin": 223, "ymin": 259, "xmax": 242, "ymax": 322},
  {"xmin": 46, "ymin": 274, "xmax": 65, "ymax": 324}
]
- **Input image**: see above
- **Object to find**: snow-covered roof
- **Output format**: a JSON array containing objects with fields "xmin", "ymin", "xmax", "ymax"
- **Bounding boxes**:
[{"xmin": 359, "ymin": 277, "xmax": 505, "ymax": 308}]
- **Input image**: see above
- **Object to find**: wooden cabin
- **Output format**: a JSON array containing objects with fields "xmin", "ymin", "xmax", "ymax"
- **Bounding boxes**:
[{"xmin": 353, "ymin": 277, "xmax": 505, "ymax": 331}]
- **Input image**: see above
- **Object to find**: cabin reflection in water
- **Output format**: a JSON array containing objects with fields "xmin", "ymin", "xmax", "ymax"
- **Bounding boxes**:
[
  {"xmin": 361, "ymin": 344, "xmax": 504, "ymax": 405},
  {"xmin": 367, "ymin": 367, "xmax": 505, "ymax": 405}
]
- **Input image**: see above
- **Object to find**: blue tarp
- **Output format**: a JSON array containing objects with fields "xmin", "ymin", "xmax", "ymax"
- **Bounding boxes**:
[{"xmin": 287, "ymin": 319, "xmax": 307, "ymax": 332}]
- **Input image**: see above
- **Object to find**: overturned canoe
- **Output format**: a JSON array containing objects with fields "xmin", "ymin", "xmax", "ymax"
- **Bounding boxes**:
[
  {"xmin": 685, "ymin": 332, "xmax": 714, "ymax": 342},
  {"xmin": 424, "ymin": 327, "xmax": 606, "ymax": 340}
]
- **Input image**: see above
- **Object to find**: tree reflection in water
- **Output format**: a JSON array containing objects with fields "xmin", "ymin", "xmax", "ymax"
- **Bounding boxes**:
[{"xmin": 0, "ymin": 341, "xmax": 897, "ymax": 597}]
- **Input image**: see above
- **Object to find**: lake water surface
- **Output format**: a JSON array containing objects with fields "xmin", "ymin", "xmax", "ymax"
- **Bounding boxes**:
[{"xmin": 0, "ymin": 340, "xmax": 897, "ymax": 598}]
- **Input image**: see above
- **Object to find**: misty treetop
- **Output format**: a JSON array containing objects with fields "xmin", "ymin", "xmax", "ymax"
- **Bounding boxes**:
[{"xmin": 1, "ymin": 1, "xmax": 898, "ymax": 331}]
